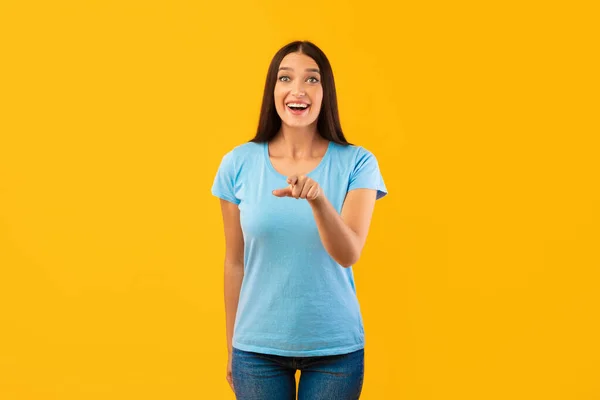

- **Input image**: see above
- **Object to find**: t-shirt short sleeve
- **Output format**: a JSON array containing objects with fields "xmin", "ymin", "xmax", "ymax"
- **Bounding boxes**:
[
  {"xmin": 348, "ymin": 147, "xmax": 388, "ymax": 200},
  {"xmin": 211, "ymin": 150, "xmax": 240, "ymax": 205}
]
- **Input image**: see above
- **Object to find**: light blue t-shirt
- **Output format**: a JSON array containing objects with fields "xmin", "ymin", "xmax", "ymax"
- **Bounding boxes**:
[{"xmin": 211, "ymin": 140, "xmax": 387, "ymax": 357}]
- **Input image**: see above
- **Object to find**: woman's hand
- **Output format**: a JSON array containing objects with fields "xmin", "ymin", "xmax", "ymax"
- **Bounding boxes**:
[
  {"xmin": 226, "ymin": 353, "xmax": 234, "ymax": 393},
  {"xmin": 272, "ymin": 175, "xmax": 322, "ymax": 201}
]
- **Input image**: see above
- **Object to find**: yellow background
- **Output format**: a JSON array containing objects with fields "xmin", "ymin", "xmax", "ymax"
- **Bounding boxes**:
[{"xmin": 1, "ymin": 0, "xmax": 598, "ymax": 399}]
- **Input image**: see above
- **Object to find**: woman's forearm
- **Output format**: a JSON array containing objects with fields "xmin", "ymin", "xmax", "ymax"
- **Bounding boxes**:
[
  {"xmin": 308, "ymin": 195, "xmax": 360, "ymax": 268},
  {"xmin": 224, "ymin": 262, "xmax": 244, "ymax": 354}
]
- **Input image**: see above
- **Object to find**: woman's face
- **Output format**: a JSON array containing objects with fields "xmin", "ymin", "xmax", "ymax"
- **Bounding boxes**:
[{"xmin": 274, "ymin": 52, "xmax": 323, "ymax": 129}]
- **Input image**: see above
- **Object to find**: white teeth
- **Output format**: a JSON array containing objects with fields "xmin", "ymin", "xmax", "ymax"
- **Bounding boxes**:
[{"xmin": 287, "ymin": 103, "xmax": 309, "ymax": 108}]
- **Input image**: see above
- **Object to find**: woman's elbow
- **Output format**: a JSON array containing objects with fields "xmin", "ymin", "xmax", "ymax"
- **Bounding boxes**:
[{"xmin": 337, "ymin": 250, "xmax": 361, "ymax": 268}]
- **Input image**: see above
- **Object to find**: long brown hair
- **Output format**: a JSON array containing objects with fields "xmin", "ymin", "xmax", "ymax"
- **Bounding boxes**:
[{"xmin": 249, "ymin": 41, "xmax": 352, "ymax": 145}]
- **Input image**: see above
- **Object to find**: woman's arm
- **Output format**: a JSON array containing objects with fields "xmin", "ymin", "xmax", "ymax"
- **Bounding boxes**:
[
  {"xmin": 219, "ymin": 199, "xmax": 245, "ymax": 354},
  {"xmin": 308, "ymin": 188, "xmax": 378, "ymax": 268}
]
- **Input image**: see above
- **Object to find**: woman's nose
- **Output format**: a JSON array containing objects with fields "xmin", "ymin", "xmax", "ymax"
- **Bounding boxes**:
[{"xmin": 291, "ymin": 82, "xmax": 306, "ymax": 96}]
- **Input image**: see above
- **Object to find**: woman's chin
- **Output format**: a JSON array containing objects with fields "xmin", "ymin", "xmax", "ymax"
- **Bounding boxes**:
[
  {"xmin": 284, "ymin": 122, "xmax": 313, "ymax": 129},
  {"xmin": 281, "ymin": 117, "xmax": 317, "ymax": 128}
]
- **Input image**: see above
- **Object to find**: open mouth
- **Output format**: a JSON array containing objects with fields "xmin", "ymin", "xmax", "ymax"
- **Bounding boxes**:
[{"xmin": 286, "ymin": 103, "xmax": 310, "ymax": 115}]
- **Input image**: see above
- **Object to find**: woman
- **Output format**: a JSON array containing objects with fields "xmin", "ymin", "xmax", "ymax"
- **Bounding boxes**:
[{"xmin": 211, "ymin": 40, "xmax": 387, "ymax": 400}]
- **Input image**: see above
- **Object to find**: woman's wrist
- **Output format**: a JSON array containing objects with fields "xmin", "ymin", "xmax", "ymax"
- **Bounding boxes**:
[{"xmin": 307, "ymin": 191, "xmax": 327, "ymax": 207}]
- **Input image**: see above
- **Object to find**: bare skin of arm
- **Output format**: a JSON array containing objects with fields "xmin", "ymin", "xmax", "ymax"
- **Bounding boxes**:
[
  {"xmin": 273, "ymin": 176, "xmax": 379, "ymax": 268},
  {"xmin": 308, "ymin": 188, "xmax": 378, "ymax": 267},
  {"xmin": 219, "ymin": 199, "xmax": 244, "ymax": 391}
]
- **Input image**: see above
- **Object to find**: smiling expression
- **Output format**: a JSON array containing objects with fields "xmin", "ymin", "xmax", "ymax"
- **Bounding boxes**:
[{"xmin": 274, "ymin": 52, "xmax": 323, "ymax": 129}]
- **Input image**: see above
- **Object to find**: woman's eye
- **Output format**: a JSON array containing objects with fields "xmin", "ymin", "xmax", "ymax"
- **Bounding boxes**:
[{"xmin": 278, "ymin": 76, "xmax": 319, "ymax": 83}]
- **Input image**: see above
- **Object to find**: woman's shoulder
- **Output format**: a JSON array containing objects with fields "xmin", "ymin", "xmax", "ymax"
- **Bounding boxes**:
[
  {"xmin": 220, "ymin": 141, "xmax": 263, "ymax": 161},
  {"xmin": 216, "ymin": 141, "xmax": 263, "ymax": 174},
  {"xmin": 227, "ymin": 140, "xmax": 262, "ymax": 156},
  {"xmin": 331, "ymin": 141, "xmax": 378, "ymax": 162}
]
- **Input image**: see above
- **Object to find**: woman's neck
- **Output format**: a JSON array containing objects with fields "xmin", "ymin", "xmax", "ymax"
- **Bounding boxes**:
[{"xmin": 271, "ymin": 125, "xmax": 327, "ymax": 160}]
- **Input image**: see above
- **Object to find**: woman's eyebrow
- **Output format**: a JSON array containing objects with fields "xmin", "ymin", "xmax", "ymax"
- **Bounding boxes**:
[{"xmin": 278, "ymin": 67, "xmax": 321, "ymax": 74}]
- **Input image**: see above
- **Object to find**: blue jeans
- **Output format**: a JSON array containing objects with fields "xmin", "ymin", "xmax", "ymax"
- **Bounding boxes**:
[{"xmin": 231, "ymin": 347, "xmax": 364, "ymax": 400}]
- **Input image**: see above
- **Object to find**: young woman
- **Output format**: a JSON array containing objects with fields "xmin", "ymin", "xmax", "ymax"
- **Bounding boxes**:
[{"xmin": 211, "ymin": 40, "xmax": 387, "ymax": 400}]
